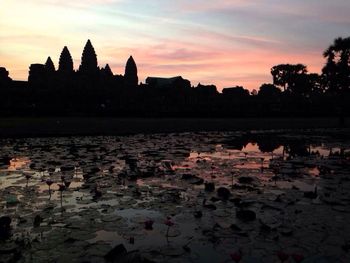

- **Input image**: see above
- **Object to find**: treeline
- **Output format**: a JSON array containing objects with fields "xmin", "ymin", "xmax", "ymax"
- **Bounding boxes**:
[{"xmin": 0, "ymin": 37, "xmax": 349, "ymax": 118}]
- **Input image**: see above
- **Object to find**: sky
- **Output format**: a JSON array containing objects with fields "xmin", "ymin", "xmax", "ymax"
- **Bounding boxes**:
[{"xmin": 0, "ymin": 0, "xmax": 349, "ymax": 91}]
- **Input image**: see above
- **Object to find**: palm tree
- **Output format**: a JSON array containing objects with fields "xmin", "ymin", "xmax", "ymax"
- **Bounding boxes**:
[
  {"xmin": 270, "ymin": 64, "xmax": 308, "ymax": 92},
  {"xmin": 322, "ymin": 37, "xmax": 350, "ymax": 94}
]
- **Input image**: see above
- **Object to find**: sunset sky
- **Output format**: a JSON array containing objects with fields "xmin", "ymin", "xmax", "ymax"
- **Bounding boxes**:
[{"xmin": 1, "ymin": 0, "xmax": 349, "ymax": 91}]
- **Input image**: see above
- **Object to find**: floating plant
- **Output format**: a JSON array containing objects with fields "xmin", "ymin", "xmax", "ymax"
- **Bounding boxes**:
[
  {"xmin": 165, "ymin": 217, "xmax": 175, "ymax": 243},
  {"xmin": 144, "ymin": 219, "xmax": 154, "ymax": 230},
  {"xmin": 25, "ymin": 173, "xmax": 32, "ymax": 187},
  {"xmin": 57, "ymin": 183, "xmax": 66, "ymax": 210},
  {"xmin": 46, "ymin": 179, "xmax": 53, "ymax": 198},
  {"xmin": 230, "ymin": 250, "xmax": 242, "ymax": 263}
]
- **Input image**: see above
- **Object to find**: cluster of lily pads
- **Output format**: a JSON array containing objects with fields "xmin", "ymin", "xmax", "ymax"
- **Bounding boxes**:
[{"xmin": 0, "ymin": 131, "xmax": 349, "ymax": 263}]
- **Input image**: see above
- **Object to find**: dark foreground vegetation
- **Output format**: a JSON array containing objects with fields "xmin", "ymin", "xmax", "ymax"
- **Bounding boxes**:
[{"xmin": 0, "ymin": 37, "xmax": 349, "ymax": 118}]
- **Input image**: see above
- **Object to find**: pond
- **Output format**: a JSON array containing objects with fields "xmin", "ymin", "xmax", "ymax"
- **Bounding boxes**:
[{"xmin": 0, "ymin": 130, "xmax": 350, "ymax": 263}]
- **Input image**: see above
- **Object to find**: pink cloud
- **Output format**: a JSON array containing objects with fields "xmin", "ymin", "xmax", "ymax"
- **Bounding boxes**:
[
  {"xmin": 174, "ymin": 0, "xmax": 259, "ymax": 12},
  {"xmin": 101, "ymin": 40, "xmax": 324, "ymax": 91}
]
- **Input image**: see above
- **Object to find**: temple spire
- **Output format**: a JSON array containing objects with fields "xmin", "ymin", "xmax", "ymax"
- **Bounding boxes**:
[
  {"xmin": 124, "ymin": 56, "xmax": 138, "ymax": 87},
  {"xmin": 58, "ymin": 46, "xmax": 74, "ymax": 73},
  {"xmin": 104, "ymin": 64, "xmax": 113, "ymax": 76},
  {"xmin": 45, "ymin": 56, "xmax": 55, "ymax": 72},
  {"xmin": 79, "ymin": 39, "xmax": 98, "ymax": 74}
]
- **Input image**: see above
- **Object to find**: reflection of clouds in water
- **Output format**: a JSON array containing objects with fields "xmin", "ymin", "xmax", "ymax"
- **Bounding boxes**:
[
  {"xmin": 0, "ymin": 134, "xmax": 348, "ymax": 198},
  {"xmin": 8, "ymin": 157, "xmax": 31, "ymax": 171},
  {"xmin": 0, "ymin": 132, "xmax": 349, "ymax": 262},
  {"xmin": 243, "ymin": 142, "xmax": 259, "ymax": 152},
  {"xmin": 187, "ymin": 143, "xmax": 281, "ymax": 162}
]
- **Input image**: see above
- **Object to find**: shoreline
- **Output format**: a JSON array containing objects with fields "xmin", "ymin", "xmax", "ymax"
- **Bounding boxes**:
[{"xmin": 0, "ymin": 117, "xmax": 348, "ymax": 138}]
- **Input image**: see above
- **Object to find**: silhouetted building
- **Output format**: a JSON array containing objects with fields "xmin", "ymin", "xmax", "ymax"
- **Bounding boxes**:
[
  {"xmin": 222, "ymin": 86, "xmax": 250, "ymax": 97},
  {"xmin": 195, "ymin": 83, "xmax": 218, "ymax": 96},
  {"xmin": 12, "ymin": 81, "xmax": 28, "ymax": 89},
  {"xmin": 58, "ymin": 46, "xmax": 74, "ymax": 74},
  {"xmin": 0, "ymin": 37, "xmax": 348, "ymax": 118},
  {"xmin": 124, "ymin": 56, "xmax": 138, "ymax": 87},
  {"xmin": 28, "ymin": 64, "xmax": 46, "ymax": 87},
  {"xmin": 0, "ymin": 67, "xmax": 10, "ymax": 79},
  {"xmin": 79, "ymin": 40, "xmax": 98, "ymax": 75},
  {"xmin": 0, "ymin": 67, "xmax": 12, "ymax": 88},
  {"xmin": 102, "ymin": 64, "xmax": 113, "ymax": 77},
  {"xmin": 146, "ymin": 76, "xmax": 190, "ymax": 89}
]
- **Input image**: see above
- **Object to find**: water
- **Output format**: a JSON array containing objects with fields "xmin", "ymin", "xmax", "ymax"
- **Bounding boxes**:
[{"xmin": 0, "ymin": 130, "xmax": 350, "ymax": 262}]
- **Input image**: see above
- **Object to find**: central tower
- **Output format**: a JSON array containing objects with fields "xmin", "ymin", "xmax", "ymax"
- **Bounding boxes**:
[
  {"xmin": 124, "ymin": 56, "xmax": 138, "ymax": 87},
  {"xmin": 79, "ymin": 39, "xmax": 98, "ymax": 74}
]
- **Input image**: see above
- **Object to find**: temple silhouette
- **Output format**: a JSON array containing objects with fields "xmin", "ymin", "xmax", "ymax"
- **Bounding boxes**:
[{"xmin": 0, "ymin": 38, "xmax": 349, "ymax": 117}]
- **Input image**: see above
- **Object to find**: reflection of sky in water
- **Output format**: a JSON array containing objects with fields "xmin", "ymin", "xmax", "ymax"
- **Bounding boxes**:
[
  {"xmin": 188, "ymin": 143, "xmax": 281, "ymax": 162},
  {"xmin": 0, "ymin": 135, "xmax": 349, "ymax": 213},
  {"xmin": 8, "ymin": 157, "xmax": 31, "ymax": 171},
  {"xmin": 0, "ymin": 133, "xmax": 349, "ymax": 263},
  {"xmin": 0, "ymin": 142, "xmax": 346, "ymax": 179}
]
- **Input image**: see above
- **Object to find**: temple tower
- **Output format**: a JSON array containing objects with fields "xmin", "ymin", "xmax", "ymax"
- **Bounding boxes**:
[
  {"xmin": 124, "ymin": 56, "xmax": 138, "ymax": 87},
  {"xmin": 79, "ymin": 39, "xmax": 98, "ymax": 74},
  {"xmin": 58, "ymin": 46, "xmax": 74, "ymax": 73},
  {"xmin": 45, "ymin": 56, "xmax": 55, "ymax": 73}
]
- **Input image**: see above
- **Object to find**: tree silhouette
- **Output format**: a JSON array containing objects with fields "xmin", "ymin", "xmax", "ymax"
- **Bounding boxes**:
[
  {"xmin": 258, "ymin": 83, "xmax": 281, "ymax": 97},
  {"xmin": 79, "ymin": 39, "xmax": 98, "ymax": 74},
  {"xmin": 45, "ymin": 57, "xmax": 55, "ymax": 73},
  {"xmin": 124, "ymin": 56, "xmax": 138, "ymax": 87},
  {"xmin": 290, "ymin": 73, "xmax": 321, "ymax": 96},
  {"xmin": 58, "ymin": 46, "xmax": 74, "ymax": 73},
  {"xmin": 322, "ymin": 37, "xmax": 350, "ymax": 94},
  {"xmin": 271, "ymin": 64, "xmax": 307, "ymax": 92},
  {"xmin": 307, "ymin": 73, "xmax": 323, "ymax": 94}
]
